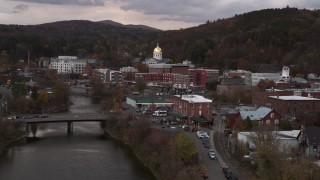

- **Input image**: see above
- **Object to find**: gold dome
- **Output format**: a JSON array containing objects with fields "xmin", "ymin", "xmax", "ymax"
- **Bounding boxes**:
[{"xmin": 154, "ymin": 43, "xmax": 162, "ymax": 53}]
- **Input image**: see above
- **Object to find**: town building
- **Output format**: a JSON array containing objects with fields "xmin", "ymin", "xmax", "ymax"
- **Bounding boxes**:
[
  {"xmin": 237, "ymin": 130, "xmax": 300, "ymax": 151},
  {"xmin": 49, "ymin": 56, "xmax": 97, "ymax": 74},
  {"xmin": 217, "ymin": 78, "xmax": 246, "ymax": 96},
  {"xmin": 239, "ymin": 107, "xmax": 282, "ymax": 129},
  {"xmin": 172, "ymin": 94, "xmax": 212, "ymax": 126},
  {"xmin": 304, "ymin": 126, "xmax": 320, "ymax": 159},
  {"xmin": 251, "ymin": 73, "xmax": 281, "ymax": 86},
  {"xmin": 120, "ymin": 66, "xmax": 138, "ymax": 81},
  {"xmin": 267, "ymin": 96, "xmax": 320, "ymax": 115},
  {"xmin": 126, "ymin": 95, "xmax": 173, "ymax": 109},
  {"xmin": 189, "ymin": 69, "xmax": 207, "ymax": 89},
  {"xmin": 92, "ymin": 69, "xmax": 122, "ymax": 84}
]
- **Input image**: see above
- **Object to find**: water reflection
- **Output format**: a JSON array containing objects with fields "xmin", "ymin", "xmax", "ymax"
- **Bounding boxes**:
[{"xmin": 0, "ymin": 95, "xmax": 155, "ymax": 180}]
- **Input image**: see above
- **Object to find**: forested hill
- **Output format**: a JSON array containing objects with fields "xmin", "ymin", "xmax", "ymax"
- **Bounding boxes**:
[
  {"xmin": 1, "ymin": 8, "xmax": 320, "ymax": 74},
  {"xmin": 0, "ymin": 20, "xmax": 159, "ymax": 66},
  {"xmin": 155, "ymin": 8, "xmax": 320, "ymax": 74}
]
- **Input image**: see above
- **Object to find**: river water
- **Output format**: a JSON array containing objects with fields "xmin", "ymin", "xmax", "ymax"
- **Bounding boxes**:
[{"xmin": 0, "ymin": 95, "xmax": 155, "ymax": 180}]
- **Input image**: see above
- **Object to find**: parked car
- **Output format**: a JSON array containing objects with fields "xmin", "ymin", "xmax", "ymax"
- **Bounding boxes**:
[
  {"xmin": 222, "ymin": 165, "xmax": 229, "ymax": 176},
  {"xmin": 169, "ymin": 121, "xmax": 178, "ymax": 125},
  {"xmin": 208, "ymin": 149, "xmax": 216, "ymax": 159},
  {"xmin": 203, "ymin": 132, "xmax": 209, "ymax": 138},
  {"xmin": 225, "ymin": 170, "xmax": 233, "ymax": 179},
  {"xmin": 39, "ymin": 114, "xmax": 49, "ymax": 118},
  {"xmin": 197, "ymin": 131, "xmax": 205, "ymax": 138}
]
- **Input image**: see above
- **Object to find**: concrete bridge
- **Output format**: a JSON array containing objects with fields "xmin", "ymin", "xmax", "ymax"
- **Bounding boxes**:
[{"xmin": 24, "ymin": 113, "xmax": 112, "ymax": 135}]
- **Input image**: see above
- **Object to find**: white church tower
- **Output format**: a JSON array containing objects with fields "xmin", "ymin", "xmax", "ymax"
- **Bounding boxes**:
[
  {"xmin": 153, "ymin": 43, "xmax": 162, "ymax": 60},
  {"xmin": 281, "ymin": 66, "xmax": 290, "ymax": 82}
]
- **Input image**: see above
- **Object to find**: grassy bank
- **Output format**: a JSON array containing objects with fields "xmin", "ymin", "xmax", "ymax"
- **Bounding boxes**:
[{"xmin": 103, "ymin": 114, "xmax": 206, "ymax": 180}]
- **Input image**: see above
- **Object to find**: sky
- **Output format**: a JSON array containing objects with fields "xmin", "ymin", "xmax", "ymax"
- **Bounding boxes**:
[{"xmin": 0, "ymin": 0, "xmax": 320, "ymax": 30}]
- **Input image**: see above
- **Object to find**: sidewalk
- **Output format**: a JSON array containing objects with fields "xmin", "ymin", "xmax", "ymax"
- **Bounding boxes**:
[{"xmin": 210, "ymin": 129, "xmax": 258, "ymax": 180}]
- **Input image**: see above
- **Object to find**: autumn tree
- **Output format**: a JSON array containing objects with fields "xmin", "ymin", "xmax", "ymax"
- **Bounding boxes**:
[
  {"xmin": 255, "ymin": 79, "xmax": 276, "ymax": 91},
  {"xmin": 170, "ymin": 132, "xmax": 198, "ymax": 166},
  {"xmin": 52, "ymin": 81, "xmax": 70, "ymax": 112},
  {"xmin": 133, "ymin": 79, "xmax": 147, "ymax": 94}
]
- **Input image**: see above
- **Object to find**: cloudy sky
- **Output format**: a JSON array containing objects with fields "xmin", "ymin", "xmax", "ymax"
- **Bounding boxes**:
[{"xmin": 0, "ymin": 0, "xmax": 320, "ymax": 30}]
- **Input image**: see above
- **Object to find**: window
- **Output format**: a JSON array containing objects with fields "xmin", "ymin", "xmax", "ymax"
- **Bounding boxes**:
[
  {"xmin": 270, "ymin": 113, "xmax": 274, "ymax": 118},
  {"xmin": 313, "ymin": 144, "xmax": 318, "ymax": 152},
  {"xmin": 266, "ymin": 120, "xmax": 271, "ymax": 124},
  {"xmin": 274, "ymin": 119, "xmax": 279, "ymax": 125}
]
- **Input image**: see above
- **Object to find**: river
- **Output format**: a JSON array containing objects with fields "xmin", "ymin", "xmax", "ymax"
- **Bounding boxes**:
[{"xmin": 0, "ymin": 95, "xmax": 155, "ymax": 180}]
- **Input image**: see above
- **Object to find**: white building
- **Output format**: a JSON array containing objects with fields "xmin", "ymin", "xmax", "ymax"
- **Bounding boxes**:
[
  {"xmin": 251, "ymin": 73, "xmax": 281, "ymax": 86},
  {"xmin": 49, "ymin": 56, "xmax": 97, "ymax": 74},
  {"xmin": 237, "ymin": 130, "xmax": 301, "ymax": 150},
  {"xmin": 93, "ymin": 68, "xmax": 122, "ymax": 84}
]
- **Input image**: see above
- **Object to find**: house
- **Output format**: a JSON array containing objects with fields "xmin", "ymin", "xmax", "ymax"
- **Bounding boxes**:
[
  {"xmin": 237, "ymin": 130, "xmax": 301, "ymax": 151},
  {"xmin": 239, "ymin": 107, "xmax": 282, "ymax": 129},
  {"xmin": 304, "ymin": 126, "xmax": 320, "ymax": 159},
  {"xmin": 172, "ymin": 94, "xmax": 212, "ymax": 127}
]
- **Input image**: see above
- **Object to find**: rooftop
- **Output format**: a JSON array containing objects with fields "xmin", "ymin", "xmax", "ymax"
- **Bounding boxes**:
[
  {"xmin": 269, "ymin": 96, "xmax": 320, "ymax": 101},
  {"xmin": 240, "ymin": 107, "xmax": 273, "ymax": 121},
  {"xmin": 175, "ymin": 94, "xmax": 212, "ymax": 103}
]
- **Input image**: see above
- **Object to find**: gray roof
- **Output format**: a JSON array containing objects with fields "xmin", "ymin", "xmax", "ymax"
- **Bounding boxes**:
[
  {"xmin": 240, "ymin": 107, "xmax": 272, "ymax": 121},
  {"xmin": 291, "ymin": 77, "xmax": 307, "ymax": 84},
  {"xmin": 305, "ymin": 126, "xmax": 320, "ymax": 145}
]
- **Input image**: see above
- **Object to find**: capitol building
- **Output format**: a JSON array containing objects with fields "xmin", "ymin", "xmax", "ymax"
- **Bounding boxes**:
[{"xmin": 143, "ymin": 43, "xmax": 172, "ymax": 65}]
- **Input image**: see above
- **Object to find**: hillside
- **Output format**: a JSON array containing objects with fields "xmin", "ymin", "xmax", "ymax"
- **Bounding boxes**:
[
  {"xmin": 155, "ymin": 8, "xmax": 320, "ymax": 74},
  {"xmin": 0, "ymin": 20, "xmax": 159, "ymax": 67},
  {"xmin": 0, "ymin": 8, "xmax": 320, "ymax": 74}
]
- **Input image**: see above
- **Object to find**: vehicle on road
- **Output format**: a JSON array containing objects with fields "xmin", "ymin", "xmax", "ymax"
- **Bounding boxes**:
[
  {"xmin": 203, "ymin": 132, "xmax": 209, "ymax": 138},
  {"xmin": 39, "ymin": 114, "xmax": 49, "ymax": 118},
  {"xmin": 197, "ymin": 131, "xmax": 205, "ymax": 138},
  {"xmin": 152, "ymin": 110, "xmax": 167, "ymax": 117},
  {"xmin": 208, "ymin": 149, "xmax": 216, "ymax": 159}
]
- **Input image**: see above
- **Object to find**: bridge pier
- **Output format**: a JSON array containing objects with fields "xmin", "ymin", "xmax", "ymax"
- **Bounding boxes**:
[
  {"xmin": 67, "ymin": 122, "xmax": 73, "ymax": 135},
  {"xmin": 25, "ymin": 124, "xmax": 29, "ymax": 133}
]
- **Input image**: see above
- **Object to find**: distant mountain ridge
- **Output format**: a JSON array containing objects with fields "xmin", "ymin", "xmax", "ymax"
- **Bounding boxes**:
[{"xmin": 97, "ymin": 20, "xmax": 161, "ymax": 31}]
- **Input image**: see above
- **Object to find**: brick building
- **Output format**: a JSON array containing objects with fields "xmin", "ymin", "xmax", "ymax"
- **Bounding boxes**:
[
  {"xmin": 252, "ymin": 89, "xmax": 293, "ymax": 107},
  {"xmin": 267, "ymin": 96, "xmax": 320, "ymax": 115},
  {"xmin": 189, "ymin": 69, "xmax": 207, "ymax": 89},
  {"xmin": 217, "ymin": 78, "xmax": 246, "ymax": 96},
  {"xmin": 173, "ymin": 95, "xmax": 212, "ymax": 126}
]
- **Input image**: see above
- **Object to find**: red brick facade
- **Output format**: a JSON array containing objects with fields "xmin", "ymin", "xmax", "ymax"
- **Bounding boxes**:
[
  {"xmin": 267, "ymin": 96, "xmax": 320, "ymax": 115},
  {"xmin": 173, "ymin": 95, "xmax": 212, "ymax": 122}
]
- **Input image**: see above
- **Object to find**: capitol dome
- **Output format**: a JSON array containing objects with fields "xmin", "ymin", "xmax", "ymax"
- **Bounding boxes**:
[
  {"xmin": 154, "ymin": 43, "xmax": 162, "ymax": 53},
  {"xmin": 153, "ymin": 43, "xmax": 162, "ymax": 60}
]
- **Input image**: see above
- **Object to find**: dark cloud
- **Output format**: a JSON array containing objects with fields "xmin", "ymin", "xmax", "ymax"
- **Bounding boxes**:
[
  {"xmin": 116, "ymin": 0, "xmax": 320, "ymax": 23},
  {"xmin": 12, "ymin": 4, "xmax": 29, "ymax": 13},
  {"xmin": 10, "ymin": 0, "xmax": 106, "ymax": 6}
]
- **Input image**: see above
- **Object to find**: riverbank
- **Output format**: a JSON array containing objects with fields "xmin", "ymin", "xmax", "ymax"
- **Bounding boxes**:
[
  {"xmin": 0, "ymin": 120, "xmax": 25, "ymax": 155},
  {"xmin": 104, "ymin": 116, "xmax": 204, "ymax": 180}
]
